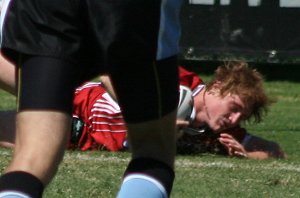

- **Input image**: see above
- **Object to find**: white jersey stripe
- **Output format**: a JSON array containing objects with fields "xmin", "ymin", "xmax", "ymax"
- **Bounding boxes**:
[
  {"xmin": 92, "ymin": 121, "xmax": 125, "ymax": 126},
  {"xmin": 88, "ymin": 114, "xmax": 123, "ymax": 120}
]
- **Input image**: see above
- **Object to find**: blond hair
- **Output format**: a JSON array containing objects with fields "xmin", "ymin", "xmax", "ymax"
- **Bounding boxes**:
[{"xmin": 206, "ymin": 61, "xmax": 274, "ymax": 123}]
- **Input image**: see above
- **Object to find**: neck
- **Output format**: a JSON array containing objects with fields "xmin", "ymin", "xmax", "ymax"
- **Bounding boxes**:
[
  {"xmin": 202, "ymin": 88, "xmax": 211, "ymax": 120},
  {"xmin": 191, "ymin": 87, "xmax": 209, "ymax": 127}
]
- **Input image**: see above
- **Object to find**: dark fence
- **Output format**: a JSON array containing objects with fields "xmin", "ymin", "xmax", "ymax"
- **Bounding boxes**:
[{"xmin": 179, "ymin": 0, "xmax": 300, "ymax": 64}]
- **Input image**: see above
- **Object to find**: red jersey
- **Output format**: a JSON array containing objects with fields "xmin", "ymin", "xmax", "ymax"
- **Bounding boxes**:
[
  {"xmin": 70, "ymin": 66, "xmax": 247, "ymax": 152},
  {"xmin": 71, "ymin": 82, "xmax": 127, "ymax": 151},
  {"xmin": 178, "ymin": 66, "xmax": 204, "ymax": 91},
  {"xmin": 70, "ymin": 66, "xmax": 203, "ymax": 151}
]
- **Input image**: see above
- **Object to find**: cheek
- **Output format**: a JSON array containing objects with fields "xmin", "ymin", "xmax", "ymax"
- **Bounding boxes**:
[
  {"xmin": 207, "ymin": 101, "xmax": 226, "ymax": 117},
  {"xmin": 206, "ymin": 95, "xmax": 230, "ymax": 119}
]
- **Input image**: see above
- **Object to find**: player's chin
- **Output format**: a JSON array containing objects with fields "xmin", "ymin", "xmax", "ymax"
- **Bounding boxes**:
[
  {"xmin": 210, "ymin": 123, "xmax": 228, "ymax": 133},
  {"xmin": 209, "ymin": 125, "xmax": 223, "ymax": 133},
  {"xmin": 207, "ymin": 119, "xmax": 226, "ymax": 132}
]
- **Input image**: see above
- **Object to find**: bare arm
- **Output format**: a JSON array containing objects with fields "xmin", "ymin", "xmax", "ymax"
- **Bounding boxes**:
[
  {"xmin": 218, "ymin": 133, "xmax": 286, "ymax": 159},
  {"xmin": 0, "ymin": 53, "xmax": 16, "ymax": 95},
  {"xmin": 0, "ymin": 54, "xmax": 16, "ymax": 148},
  {"xmin": 99, "ymin": 75, "xmax": 117, "ymax": 101},
  {"xmin": 243, "ymin": 134, "xmax": 287, "ymax": 159}
]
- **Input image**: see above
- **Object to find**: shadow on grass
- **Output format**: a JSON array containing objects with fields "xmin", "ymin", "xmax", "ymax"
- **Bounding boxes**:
[{"xmin": 179, "ymin": 60, "xmax": 300, "ymax": 82}]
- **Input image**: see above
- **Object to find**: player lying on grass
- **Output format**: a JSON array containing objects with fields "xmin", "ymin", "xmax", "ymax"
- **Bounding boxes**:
[
  {"xmin": 0, "ymin": 60, "xmax": 286, "ymax": 159},
  {"xmin": 98, "ymin": 61, "xmax": 286, "ymax": 159}
]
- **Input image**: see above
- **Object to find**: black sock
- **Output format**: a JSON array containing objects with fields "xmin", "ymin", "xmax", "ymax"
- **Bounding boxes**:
[
  {"xmin": 0, "ymin": 171, "xmax": 44, "ymax": 198},
  {"xmin": 123, "ymin": 158, "xmax": 175, "ymax": 197}
]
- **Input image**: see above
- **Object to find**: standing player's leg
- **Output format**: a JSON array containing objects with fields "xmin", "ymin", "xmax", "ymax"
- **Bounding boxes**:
[
  {"xmin": 104, "ymin": 1, "xmax": 182, "ymax": 196},
  {"xmin": 111, "ymin": 57, "xmax": 179, "ymax": 198},
  {"xmin": 106, "ymin": 0, "xmax": 182, "ymax": 196},
  {"xmin": 0, "ymin": 0, "xmax": 91, "ymax": 195},
  {"xmin": 0, "ymin": 56, "xmax": 79, "ymax": 198}
]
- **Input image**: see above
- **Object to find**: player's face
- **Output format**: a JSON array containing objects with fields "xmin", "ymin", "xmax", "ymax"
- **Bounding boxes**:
[{"xmin": 203, "ymin": 91, "xmax": 246, "ymax": 132}]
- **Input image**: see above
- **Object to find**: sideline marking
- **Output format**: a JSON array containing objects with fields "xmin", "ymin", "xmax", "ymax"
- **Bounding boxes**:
[
  {"xmin": 63, "ymin": 152, "xmax": 300, "ymax": 173},
  {"xmin": 1, "ymin": 150, "xmax": 299, "ymax": 173}
]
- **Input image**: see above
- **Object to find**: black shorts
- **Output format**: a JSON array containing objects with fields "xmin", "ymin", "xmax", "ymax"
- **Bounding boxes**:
[
  {"xmin": 1, "ymin": 0, "xmax": 182, "ymax": 121},
  {"xmin": 1, "ymin": 0, "xmax": 182, "ymax": 69}
]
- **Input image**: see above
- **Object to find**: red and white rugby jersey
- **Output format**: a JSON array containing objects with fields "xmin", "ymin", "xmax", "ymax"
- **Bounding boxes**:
[
  {"xmin": 179, "ymin": 66, "xmax": 205, "ymax": 121},
  {"xmin": 178, "ymin": 66, "xmax": 204, "ymax": 91},
  {"xmin": 70, "ymin": 67, "xmax": 205, "ymax": 151},
  {"xmin": 71, "ymin": 82, "xmax": 127, "ymax": 151},
  {"xmin": 70, "ymin": 67, "xmax": 249, "ymax": 152}
]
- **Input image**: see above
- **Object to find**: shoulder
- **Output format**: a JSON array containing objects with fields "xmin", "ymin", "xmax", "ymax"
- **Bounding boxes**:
[{"xmin": 179, "ymin": 66, "xmax": 204, "ymax": 90}]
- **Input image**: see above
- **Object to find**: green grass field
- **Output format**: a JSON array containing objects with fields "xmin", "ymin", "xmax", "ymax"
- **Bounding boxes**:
[{"xmin": 0, "ymin": 65, "xmax": 299, "ymax": 197}]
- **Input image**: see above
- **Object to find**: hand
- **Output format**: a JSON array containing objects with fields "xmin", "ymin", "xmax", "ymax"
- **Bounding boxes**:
[
  {"xmin": 176, "ymin": 119, "xmax": 190, "ymax": 128},
  {"xmin": 218, "ymin": 133, "xmax": 248, "ymax": 158}
]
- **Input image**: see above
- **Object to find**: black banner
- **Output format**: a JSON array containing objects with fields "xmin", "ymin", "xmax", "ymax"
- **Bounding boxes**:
[{"xmin": 180, "ymin": 0, "xmax": 300, "ymax": 64}]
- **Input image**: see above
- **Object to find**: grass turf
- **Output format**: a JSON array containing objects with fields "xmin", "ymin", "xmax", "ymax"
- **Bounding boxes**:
[{"xmin": 0, "ymin": 64, "xmax": 299, "ymax": 197}]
